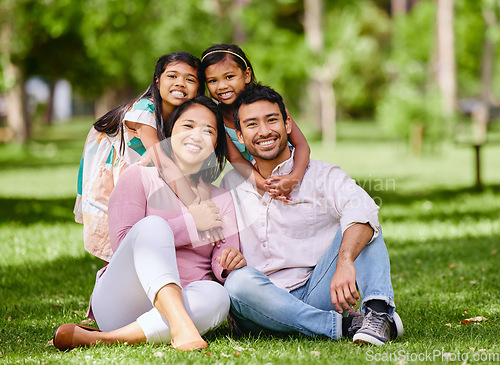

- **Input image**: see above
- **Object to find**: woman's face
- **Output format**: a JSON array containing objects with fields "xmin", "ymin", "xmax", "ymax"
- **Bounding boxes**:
[
  {"xmin": 170, "ymin": 104, "xmax": 218, "ymax": 175},
  {"xmin": 156, "ymin": 62, "xmax": 200, "ymax": 113},
  {"xmin": 205, "ymin": 57, "xmax": 251, "ymax": 106}
]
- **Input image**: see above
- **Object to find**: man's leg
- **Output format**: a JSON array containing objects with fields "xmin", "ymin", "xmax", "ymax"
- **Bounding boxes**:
[
  {"xmin": 297, "ymin": 228, "xmax": 394, "ymax": 314},
  {"xmin": 224, "ymin": 266, "xmax": 343, "ymax": 340},
  {"xmin": 292, "ymin": 228, "xmax": 402, "ymax": 345}
]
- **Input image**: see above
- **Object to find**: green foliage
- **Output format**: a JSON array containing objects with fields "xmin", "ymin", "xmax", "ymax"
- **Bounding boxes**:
[
  {"xmin": 377, "ymin": 78, "xmax": 445, "ymax": 145},
  {"xmin": 376, "ymin": 0, "xmax": 446, "ymax": 148},
  {"xmin": 239, "ymin": 0, "xmax": 310, "ymax": 115},
  {"xmin": 455, "ymin": 0, "xmax": 485, "ymax": 97}
]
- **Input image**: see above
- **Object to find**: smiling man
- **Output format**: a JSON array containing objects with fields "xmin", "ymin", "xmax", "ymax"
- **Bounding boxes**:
[{"xmin": 221, "ymin": 84, "xmax": 403, "ymax": 346}]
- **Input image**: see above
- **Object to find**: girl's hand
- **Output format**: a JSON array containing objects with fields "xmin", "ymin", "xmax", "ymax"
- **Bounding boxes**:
[
  {"xmin": 188, "ymin": 201, "xmax": 223, "ymax": 231},
  {"xmin": 196, "ymin": 180, "xmax": 226, "ymax": 247},
  {"xmin": 216, "ymin": 247, "xmax": 247, "ymax": 276},
  {"xmin": 264, "ymin": 174, "xmax": 301, "ymax": 203},
  {"xmin": 200, "ymin": 227, "xmax": 226, "ymax": 248}
]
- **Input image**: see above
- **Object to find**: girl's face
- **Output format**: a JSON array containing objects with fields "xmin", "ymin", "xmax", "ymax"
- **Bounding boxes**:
[
  {"xmin": 170, "ymin": 104, "xmax": 218, "ymax": 175},
  {"xmin": 156, "ymin": 62, "xmax": 199, "ymax": 112},
  {"xmin": 205, "ymin": 57, "xmax": 251, "ymax": 106}
]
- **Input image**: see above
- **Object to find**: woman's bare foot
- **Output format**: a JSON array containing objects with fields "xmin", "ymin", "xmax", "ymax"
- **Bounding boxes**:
[{"xmin": 170, "ymin": 327, "xmax": 207, "ymax": 351}]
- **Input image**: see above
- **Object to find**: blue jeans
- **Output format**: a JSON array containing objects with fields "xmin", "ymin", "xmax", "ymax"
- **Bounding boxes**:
[{"xmin": 224, "ymin": 229, "xmax": 395, "ymax": 340}]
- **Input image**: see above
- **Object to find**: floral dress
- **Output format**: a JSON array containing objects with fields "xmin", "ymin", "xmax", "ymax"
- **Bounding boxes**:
[{"xmin": 74, "ymin": 99, "xmax": 158, "ymax": 261}]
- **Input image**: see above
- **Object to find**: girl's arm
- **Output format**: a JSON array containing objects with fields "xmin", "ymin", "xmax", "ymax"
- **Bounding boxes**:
[
  {"xmin": 226, "ymin": 133, "xmax": 267, "ymax": 193},
  {"xmin": 130, "ymin": 123, "xmax": 198, "ymax": 206},
  {"xmin": 264, "ymin": 111, "xmax": 310, "ymax": 202},
  {"xmin": 129, "ymin": 122, "xmax": 225, "ymax": 246}
]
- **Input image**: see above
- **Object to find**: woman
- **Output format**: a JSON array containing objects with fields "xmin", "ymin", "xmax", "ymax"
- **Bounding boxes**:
[{"xmin": 54, "ymin": 96, "xmax": 245, "ymax": 351}]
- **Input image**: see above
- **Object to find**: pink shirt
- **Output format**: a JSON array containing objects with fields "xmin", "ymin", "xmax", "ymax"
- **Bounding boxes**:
[
  {"xmin": 221, "ymin": 148, "xmax": 380, "ymax": 292},
  {"xmin": 107, "ymin": 164, "xmax": 240, "ymax": 286}
]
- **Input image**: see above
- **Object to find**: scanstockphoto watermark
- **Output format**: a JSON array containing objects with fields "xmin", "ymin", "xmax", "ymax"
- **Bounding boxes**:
[{"xmin": 366, "ymin": 349, "xmax": 500, "ymax": 363}]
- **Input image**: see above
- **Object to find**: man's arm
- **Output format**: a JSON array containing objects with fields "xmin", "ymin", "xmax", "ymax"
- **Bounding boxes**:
[{"xmin": 330, "ymin": 222, "xmax": 373, "ymax": 313}]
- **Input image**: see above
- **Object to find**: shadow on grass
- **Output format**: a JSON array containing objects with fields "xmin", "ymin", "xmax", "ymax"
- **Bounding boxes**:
[
  {"xmin": 0, "ymin": 197, "xmax": 76, "ymax": 224},
  {"xmin": 0, "ymin": 141, "xmax": 82, "ymax": 170},
  {"xmin": 365, "ymin": 184, "xmax": 500, "ymax": 223},
  {"xmin": 0, "ymin": 253, "xmax": 99, "ymax": 356}
]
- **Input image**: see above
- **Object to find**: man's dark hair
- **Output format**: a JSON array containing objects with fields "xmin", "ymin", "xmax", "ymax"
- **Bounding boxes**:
[{"xmin": 233, "ymin": 84, "xmax": 287, "ymax": 132}]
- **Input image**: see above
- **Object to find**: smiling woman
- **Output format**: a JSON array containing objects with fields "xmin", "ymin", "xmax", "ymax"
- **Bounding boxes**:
[
  {"xmin": 52, "ymin": 96, "xmax": 246, "ymax": 352},
  {"xmin": 168, "ymin": 104, "xmax": 219, "ymax": 176}
]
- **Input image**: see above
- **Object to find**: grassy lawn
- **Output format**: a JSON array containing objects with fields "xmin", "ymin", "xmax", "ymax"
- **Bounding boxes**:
[{"xmin": 0, "ymin": 119, "xmax": 499, "ymax": 364}]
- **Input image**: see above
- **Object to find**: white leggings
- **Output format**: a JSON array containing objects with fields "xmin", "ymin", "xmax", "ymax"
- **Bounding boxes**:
[{"xmin": 91, "ymin": 215, "xmax": 230, "ymax": 344}]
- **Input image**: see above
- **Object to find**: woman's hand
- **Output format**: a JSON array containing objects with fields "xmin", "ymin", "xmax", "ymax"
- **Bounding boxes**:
[
  {"xmin": 264, "ymin": 174, "xmax": 301, "ymax": 203},
  {"xmin": 188, "ymin": 201, "xmax": 223, "ymax": 231},
  {"xmin": 216, "ymin": 247, "xmax": 247, "ymax": 276}
]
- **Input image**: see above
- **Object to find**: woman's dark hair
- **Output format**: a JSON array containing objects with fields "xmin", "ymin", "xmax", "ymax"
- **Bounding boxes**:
[
  {"xmin": 162, "ymin": 96, "xmax": 227, "ymax": 183},
  {"xmin": 201, "ymin": 44, "xmax": 256, "ymax": 84},
  {"xmin": 93, "ymin": 52, "xmax": 204, "ymax": 153}
]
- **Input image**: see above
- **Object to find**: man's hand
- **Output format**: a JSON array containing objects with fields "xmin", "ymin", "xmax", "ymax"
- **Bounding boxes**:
[{"xmin": 330, "ymin": 260, "xmax": 360, "ymax": 313}]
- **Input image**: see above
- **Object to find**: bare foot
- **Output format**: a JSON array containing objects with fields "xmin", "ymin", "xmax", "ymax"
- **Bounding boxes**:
[{"xmin": 170, "ymin": 329, "xmax": 207, "ymax": 351}]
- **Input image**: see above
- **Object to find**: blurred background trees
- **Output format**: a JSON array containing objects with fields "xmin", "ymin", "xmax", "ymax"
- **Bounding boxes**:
[{"xmin": 1, "ymin": 0, "xmax": 499, "ymax": 152}]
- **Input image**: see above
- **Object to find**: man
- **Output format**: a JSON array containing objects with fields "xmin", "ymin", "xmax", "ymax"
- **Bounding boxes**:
[{"xmin": 221, "ymin": 84, "xmax": 403, "ymax": 345}]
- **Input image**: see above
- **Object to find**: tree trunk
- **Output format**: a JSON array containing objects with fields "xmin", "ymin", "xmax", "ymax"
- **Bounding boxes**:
[
  {"xmin": 319, "ymin": 77, "xmax": 336, "ymax": 147},
  {"xmin": 1, "ymin": 20, "xmax": 30, "ymax": 143},
  {"xmin": 210, "ymin": 0, "xmax": 248, "ymax": 43},
  {"xmin": 94, "ymin": 89, "xmax": 120, "ymax": 119},
  {"xmin": 5, "ymin": 63, "xmax": 30, "ymax": 143},
  {"xmin": 436, "ymin": 0, "xmax": 456, "ymax": 120},
  {"xmin": 303, "ymin": 0, "xmax": 336, "ymax": 146},
  {"xmin": 391, "ymin": 0, "xmax": 408, "ymax": 15},
  {"xmin": 230, "ymin": 0, "xmax": 250, "ymax": 44},
  {"xmin": 480, "ymin": 8, "xmax": 496, "ymax": 106},
  {"xmin": 304, "ymin": 0, "xmax": 323, "ymax": 54},
  {"xmin": 43, "ymin": 79, "xmax": 56, "ymax": 125}
]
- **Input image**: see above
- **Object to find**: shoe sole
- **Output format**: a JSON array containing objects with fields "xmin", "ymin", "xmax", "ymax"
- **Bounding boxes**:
[
  {"xmin": 353, "ymin": 332, "xmax": 386, "ymax": 346},
  {"xmin": 353, "ymin": 311, "xmax": 404, "ymax": 346},
  {"xmin": 393, "ymin": 312, "xmax": 404, "ymax": 338}
]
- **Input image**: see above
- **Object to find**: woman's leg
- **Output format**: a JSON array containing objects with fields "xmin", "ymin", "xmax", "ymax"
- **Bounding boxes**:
[
  {"xmin": 153, "ymin": 283, "xmax": 205, "ymax": 347},
  {"xmin": 88, "ymin": 216, "xmax": 205, "ymax": 347},
  {"xmin": 58, "ymin": 280, "xmax": 230, "ymax": 350},
  {"xmin": 137, "ymin": 281, "xmax": 230, "ymax": 344}
]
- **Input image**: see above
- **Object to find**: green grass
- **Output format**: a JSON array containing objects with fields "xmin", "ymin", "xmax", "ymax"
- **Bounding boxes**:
[{"xmin": 0, "ymin": 119, "xmax": 499, "ymax": 364}]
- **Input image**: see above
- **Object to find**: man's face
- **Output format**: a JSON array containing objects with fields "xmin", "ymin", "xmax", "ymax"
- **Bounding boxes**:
[{"xmin": 236, "ymin": 100, "xmax": 291, "ymax": 161}]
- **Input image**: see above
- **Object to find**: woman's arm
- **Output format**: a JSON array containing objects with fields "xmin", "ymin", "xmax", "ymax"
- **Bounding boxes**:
[
  {"xmin": 264, "ymin": 112, "xmax": 310, "ymax": 202},
  {"xmin": 210, "ymin": 188, "xmax": 243, "ymax": 282},
  {"xmin": 226, "ymin": 133, "xmax": 267, "ymax": 193},
  {"xmin": 129, "ymin": 122, "xmax": 226, "ymax": 246}
]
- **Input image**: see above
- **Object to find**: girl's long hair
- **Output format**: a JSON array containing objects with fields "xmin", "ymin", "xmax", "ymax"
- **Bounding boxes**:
[
  {"xmin": 162, "ymin": 96, "xmax": 227, "ymax": 183},
  {"xmin": 93, "ymin": 52, "xmax": 204, "ymax": 153}
]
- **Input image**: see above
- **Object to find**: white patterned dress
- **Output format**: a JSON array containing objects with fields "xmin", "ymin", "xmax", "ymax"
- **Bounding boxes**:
[{"xmin": 74, "ymin": 98, "xmax": 158, "ymax": 261}]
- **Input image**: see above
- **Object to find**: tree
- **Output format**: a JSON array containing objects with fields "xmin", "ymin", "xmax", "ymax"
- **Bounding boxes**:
[
  {"xmin": 435, "ymin": 0, "xmax": 457, "ymax": 123},
  {"xmin": 303, "ymin": 0, "xmax": 337, "ymax": 146}
]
